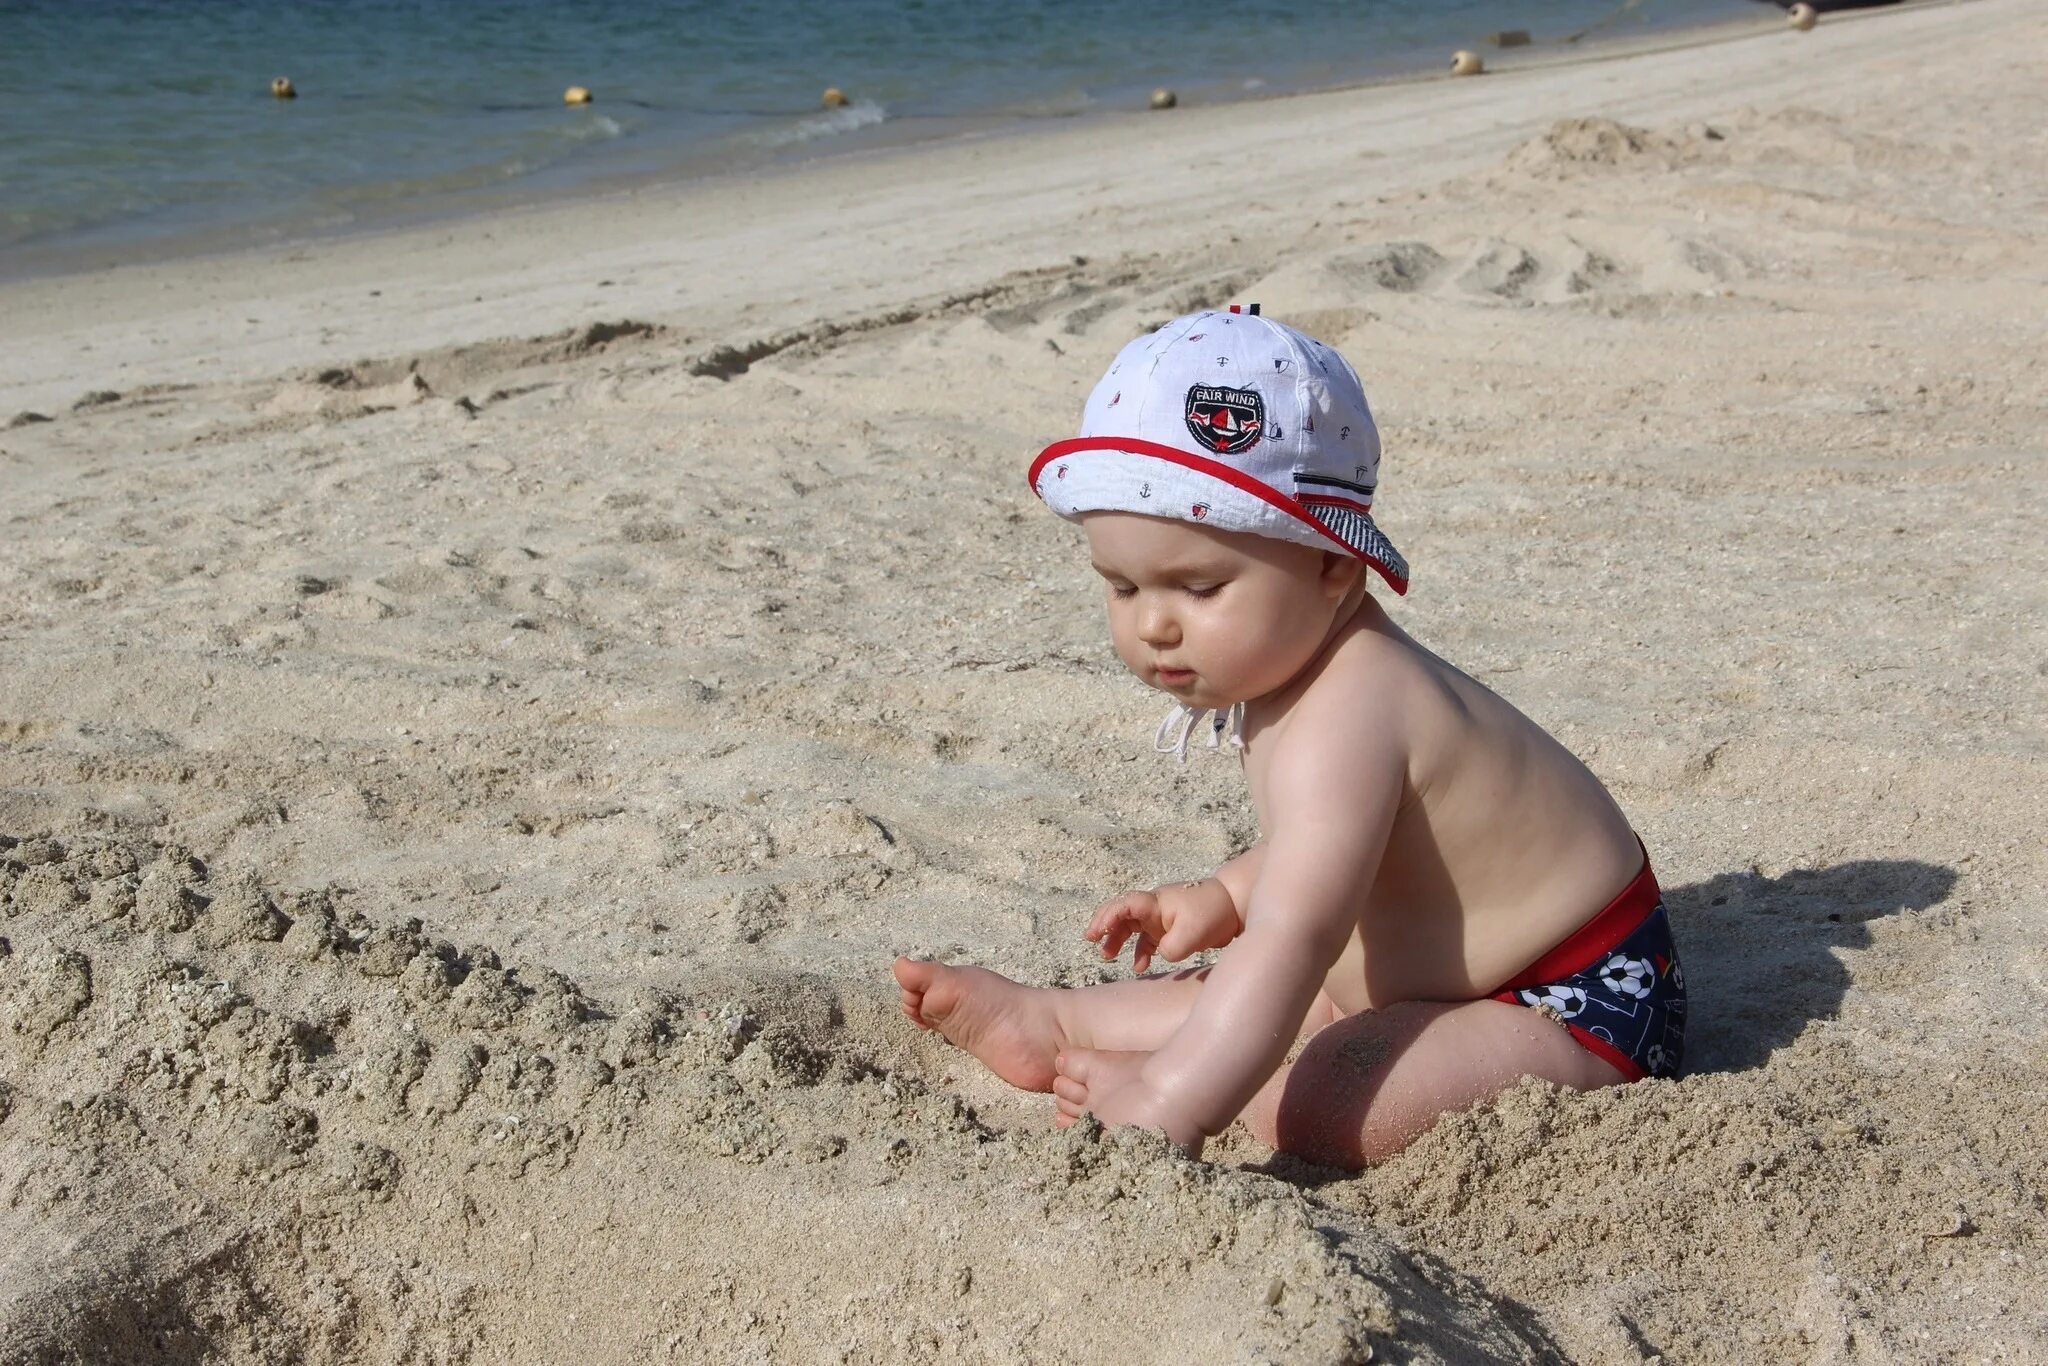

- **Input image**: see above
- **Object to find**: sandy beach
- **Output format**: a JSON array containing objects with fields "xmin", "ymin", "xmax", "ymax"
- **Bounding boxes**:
[{"xmin": 3, "ymin": 0, "xmax": 2045, "ymax": 1359}]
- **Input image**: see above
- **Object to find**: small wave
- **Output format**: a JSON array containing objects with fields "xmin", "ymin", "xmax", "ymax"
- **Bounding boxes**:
[
  {"xmin": 565, "ymin": 113, "xmax": 624, "ymax": 142},
  {"xmin": 748, "ymin": 99, "xmax": 887, "ymax": 149}
]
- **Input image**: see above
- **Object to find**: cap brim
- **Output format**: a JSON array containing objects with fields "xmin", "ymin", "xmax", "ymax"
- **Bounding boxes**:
[{"xmin": 1030, "ymin": 437, "xmax": 1409, "ymax": 595}]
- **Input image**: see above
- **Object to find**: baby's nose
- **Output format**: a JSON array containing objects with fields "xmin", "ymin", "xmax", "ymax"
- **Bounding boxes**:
[{"xmin": 1137, "ymin": 601, "xmax": 1180, "ymax": 645}]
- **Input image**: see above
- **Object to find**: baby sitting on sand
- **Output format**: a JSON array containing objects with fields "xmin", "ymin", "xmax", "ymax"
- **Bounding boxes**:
[{"xmin": 894, "ymin": 307, "xmax": 1685, "ymax": 1168}]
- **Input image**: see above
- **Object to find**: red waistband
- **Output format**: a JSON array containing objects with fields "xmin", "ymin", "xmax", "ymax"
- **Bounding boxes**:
[{"xmin": 1499, "ymin": 840, "xmax": 1661, "ymax": 992}]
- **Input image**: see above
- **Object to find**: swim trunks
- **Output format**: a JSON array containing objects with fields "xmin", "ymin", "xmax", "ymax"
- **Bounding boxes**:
[{"xmin": 1493, "ymin": 847, "xmax": 1687, "ymax": 1080}]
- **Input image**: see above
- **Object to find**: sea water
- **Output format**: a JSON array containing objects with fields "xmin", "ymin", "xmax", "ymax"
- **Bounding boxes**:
[{"xmin": 0, "ymin": 0, "xmax": 1757, "ymax": 269}]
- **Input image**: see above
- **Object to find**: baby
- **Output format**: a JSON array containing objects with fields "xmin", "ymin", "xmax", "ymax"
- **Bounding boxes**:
[{"xmin": 893, "ymin": 307, "xmax": 1685, "ymax": 1168}]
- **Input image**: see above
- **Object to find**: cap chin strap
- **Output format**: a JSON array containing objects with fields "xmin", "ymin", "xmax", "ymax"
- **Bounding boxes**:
[{"xmin": 1152, "ymin": 701, "xmax": 1246, "ymax": 764}]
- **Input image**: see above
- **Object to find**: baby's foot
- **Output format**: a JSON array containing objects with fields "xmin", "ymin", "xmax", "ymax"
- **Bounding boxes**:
[
  {"xmin": 1051, "ymin": 1047, "xmax": 1152, "ymax": 1128},
  {"xmin": 892, "ymin": 958, "xmax": 1064, "ymax": 1093}
]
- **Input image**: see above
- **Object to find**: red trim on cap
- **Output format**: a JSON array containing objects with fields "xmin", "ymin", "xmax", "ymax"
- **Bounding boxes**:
[
  {"xmin": 1028, "ymin": 437, "xmax": 1409, "ymax": 595},
  {"xmin": 1498, "ymin": 841, "xmax": 1661, "ymax": 991}
]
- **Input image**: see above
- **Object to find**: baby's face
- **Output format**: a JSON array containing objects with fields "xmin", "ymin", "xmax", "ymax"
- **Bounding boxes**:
[{"xmin": 1082, "ymin": 513, "xmax": 1362, "ymax": 710}]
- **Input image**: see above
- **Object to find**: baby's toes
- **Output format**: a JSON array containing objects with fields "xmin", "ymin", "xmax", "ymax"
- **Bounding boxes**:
[{"xmin": 1052, "ymin": 1074, "xmax": 1088, "ymax": 1110}]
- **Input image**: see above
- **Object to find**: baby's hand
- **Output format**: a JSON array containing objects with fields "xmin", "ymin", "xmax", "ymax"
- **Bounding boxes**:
[{"xmin": 1084, "ymin": 879, "xmax": 1240, "ymax": 974}]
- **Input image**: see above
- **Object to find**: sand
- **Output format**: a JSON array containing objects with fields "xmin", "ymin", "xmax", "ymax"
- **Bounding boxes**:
[{"xmin": 2, "ymin": 0, "xmax": 2045, "ymax": 1360}]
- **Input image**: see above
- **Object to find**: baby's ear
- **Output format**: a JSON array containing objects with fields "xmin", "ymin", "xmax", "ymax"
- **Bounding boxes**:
[{"xmin": 1320, "ymin": 551, "xmax": 1367, "ymax": 598}]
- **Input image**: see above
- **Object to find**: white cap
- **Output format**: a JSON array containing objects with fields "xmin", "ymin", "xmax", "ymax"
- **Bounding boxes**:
[{"xmin": 1029, "ymin": 306, "xmax": 1407, "ymax": 595}]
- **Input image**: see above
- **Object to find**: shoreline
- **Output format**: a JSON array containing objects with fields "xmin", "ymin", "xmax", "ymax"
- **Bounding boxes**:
[
  {"xmin": 0, "ymin": 0, "xmax": 1977, "ymax": 421},
  {"xmin": 0, "ymin": 1, "xmax": 1829, "ymax": 289}
]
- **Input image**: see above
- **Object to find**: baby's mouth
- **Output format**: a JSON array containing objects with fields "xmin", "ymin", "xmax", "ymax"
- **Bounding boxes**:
[{"xmin": 1154, "ymin": 666, "xmax": 1196, "ymax": 687}]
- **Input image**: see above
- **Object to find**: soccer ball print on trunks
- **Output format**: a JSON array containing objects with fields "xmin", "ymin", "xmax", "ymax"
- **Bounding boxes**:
[
  {"xmin": 1505, "ymin": 902, "xmax": 1688, "ymax": 1079},
  {"xmin": 1520, "ymin": 983, "xmax": 1589, "ymax": 1019},
  {"xmin": 1598, "ymin": 953, "xmax": 1657, "ymax": 1000}
]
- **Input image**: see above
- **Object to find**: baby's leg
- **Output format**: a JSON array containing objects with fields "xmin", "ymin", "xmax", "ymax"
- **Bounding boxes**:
[
  {"xmin": 895, "ymin": 958, "xmax": 1319, "ymax": 1094},
  {"xmin": 1055, "ymin": 998, "xmax": 1623, "ymax": 1167},
  {"xmin": 1248, "ymin": 998, "xmax": 1625, "ymax": 1167}
]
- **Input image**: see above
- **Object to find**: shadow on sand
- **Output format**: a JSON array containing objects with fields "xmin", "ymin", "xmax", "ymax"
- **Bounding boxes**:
[
  {"xmin": 1667, "ymin": 856, "xmax": 1957, "ymax": 1074},
  {"xmin": 1254, "ymin": 857, "xmax": 1959, "ymax": 1353},
  {"xmin": 1256, "ymin": 854, "xmax": 1959, "ymax": 1191}
]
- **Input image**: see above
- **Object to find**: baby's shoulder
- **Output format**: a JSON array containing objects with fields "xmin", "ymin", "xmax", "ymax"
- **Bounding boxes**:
[
  {"xmin": 1291, "ymin": 610, "xmax": 1563, "ymax": 788},
  {"xmin": 1293, "ymin": 621, "xmax": 1439, "ymax": 725},
  {"xmin": 1260, "ymin": 624, "xmax": 1465, "ymax": 782},
  {"xmin": 1254, "ymin": 639, "xmax": 1422, "ymax": 792}
]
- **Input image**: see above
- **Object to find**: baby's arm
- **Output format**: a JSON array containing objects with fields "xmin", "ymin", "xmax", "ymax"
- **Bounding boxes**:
[
  {"xmin": 1211, "ymin": 841, "xmax": 1265, "ymax": 920},
  {"xmin": 1086, "ymin": 843, "xmax": 1265, "ymax": 973},
  {"xmin": 1088, "ymin": 737, "xmax": 1402, "ymax": 1154}
]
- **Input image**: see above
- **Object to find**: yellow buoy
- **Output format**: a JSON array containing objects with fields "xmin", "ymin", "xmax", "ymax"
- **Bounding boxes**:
[
  {"xmin": 270, "ymin": 76, "xmax": 296, "ymax": 100},
  {"xmin": 1149, "ymin": 88, "xmax": 1178, "ymax": 111},
  {"xmin": 821, "ymin": 87, "xmax": 850, "ymax": 109},
  {"xmin": 1450, "ymin": 50, "xmax": 1484, "ymax": 77},
  {"xmin": 564, "ymin": 85, "xmax": 593, "ymax": 105},
  {"xmin": 1787, "ymin": 3, "xmax": 1818, "ymax": 30}
]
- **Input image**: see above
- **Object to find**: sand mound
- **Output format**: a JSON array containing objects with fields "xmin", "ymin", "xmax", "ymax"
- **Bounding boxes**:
[
  {"xmin": 0, "ymin": 829, "xmax": 1551, "ymax": 1362},
  {"xmin": 1249, "ymin": 226, "xmax": 1742, "ymax": 319},
  {"xmin": 1500, "ymin": 116, "xmax": 1721, "ymax": 178}
]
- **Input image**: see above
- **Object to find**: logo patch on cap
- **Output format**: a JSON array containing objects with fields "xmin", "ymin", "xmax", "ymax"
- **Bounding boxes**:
[{"xmin": 1184, "ymin": 384, "xmax": 1265, "ymax": 456}]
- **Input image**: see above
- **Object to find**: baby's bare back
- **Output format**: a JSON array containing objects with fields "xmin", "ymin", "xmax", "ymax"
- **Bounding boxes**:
[{"xmin": 1242, "ymin": 596, "xmax": 1641, "ymax": 1013}]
